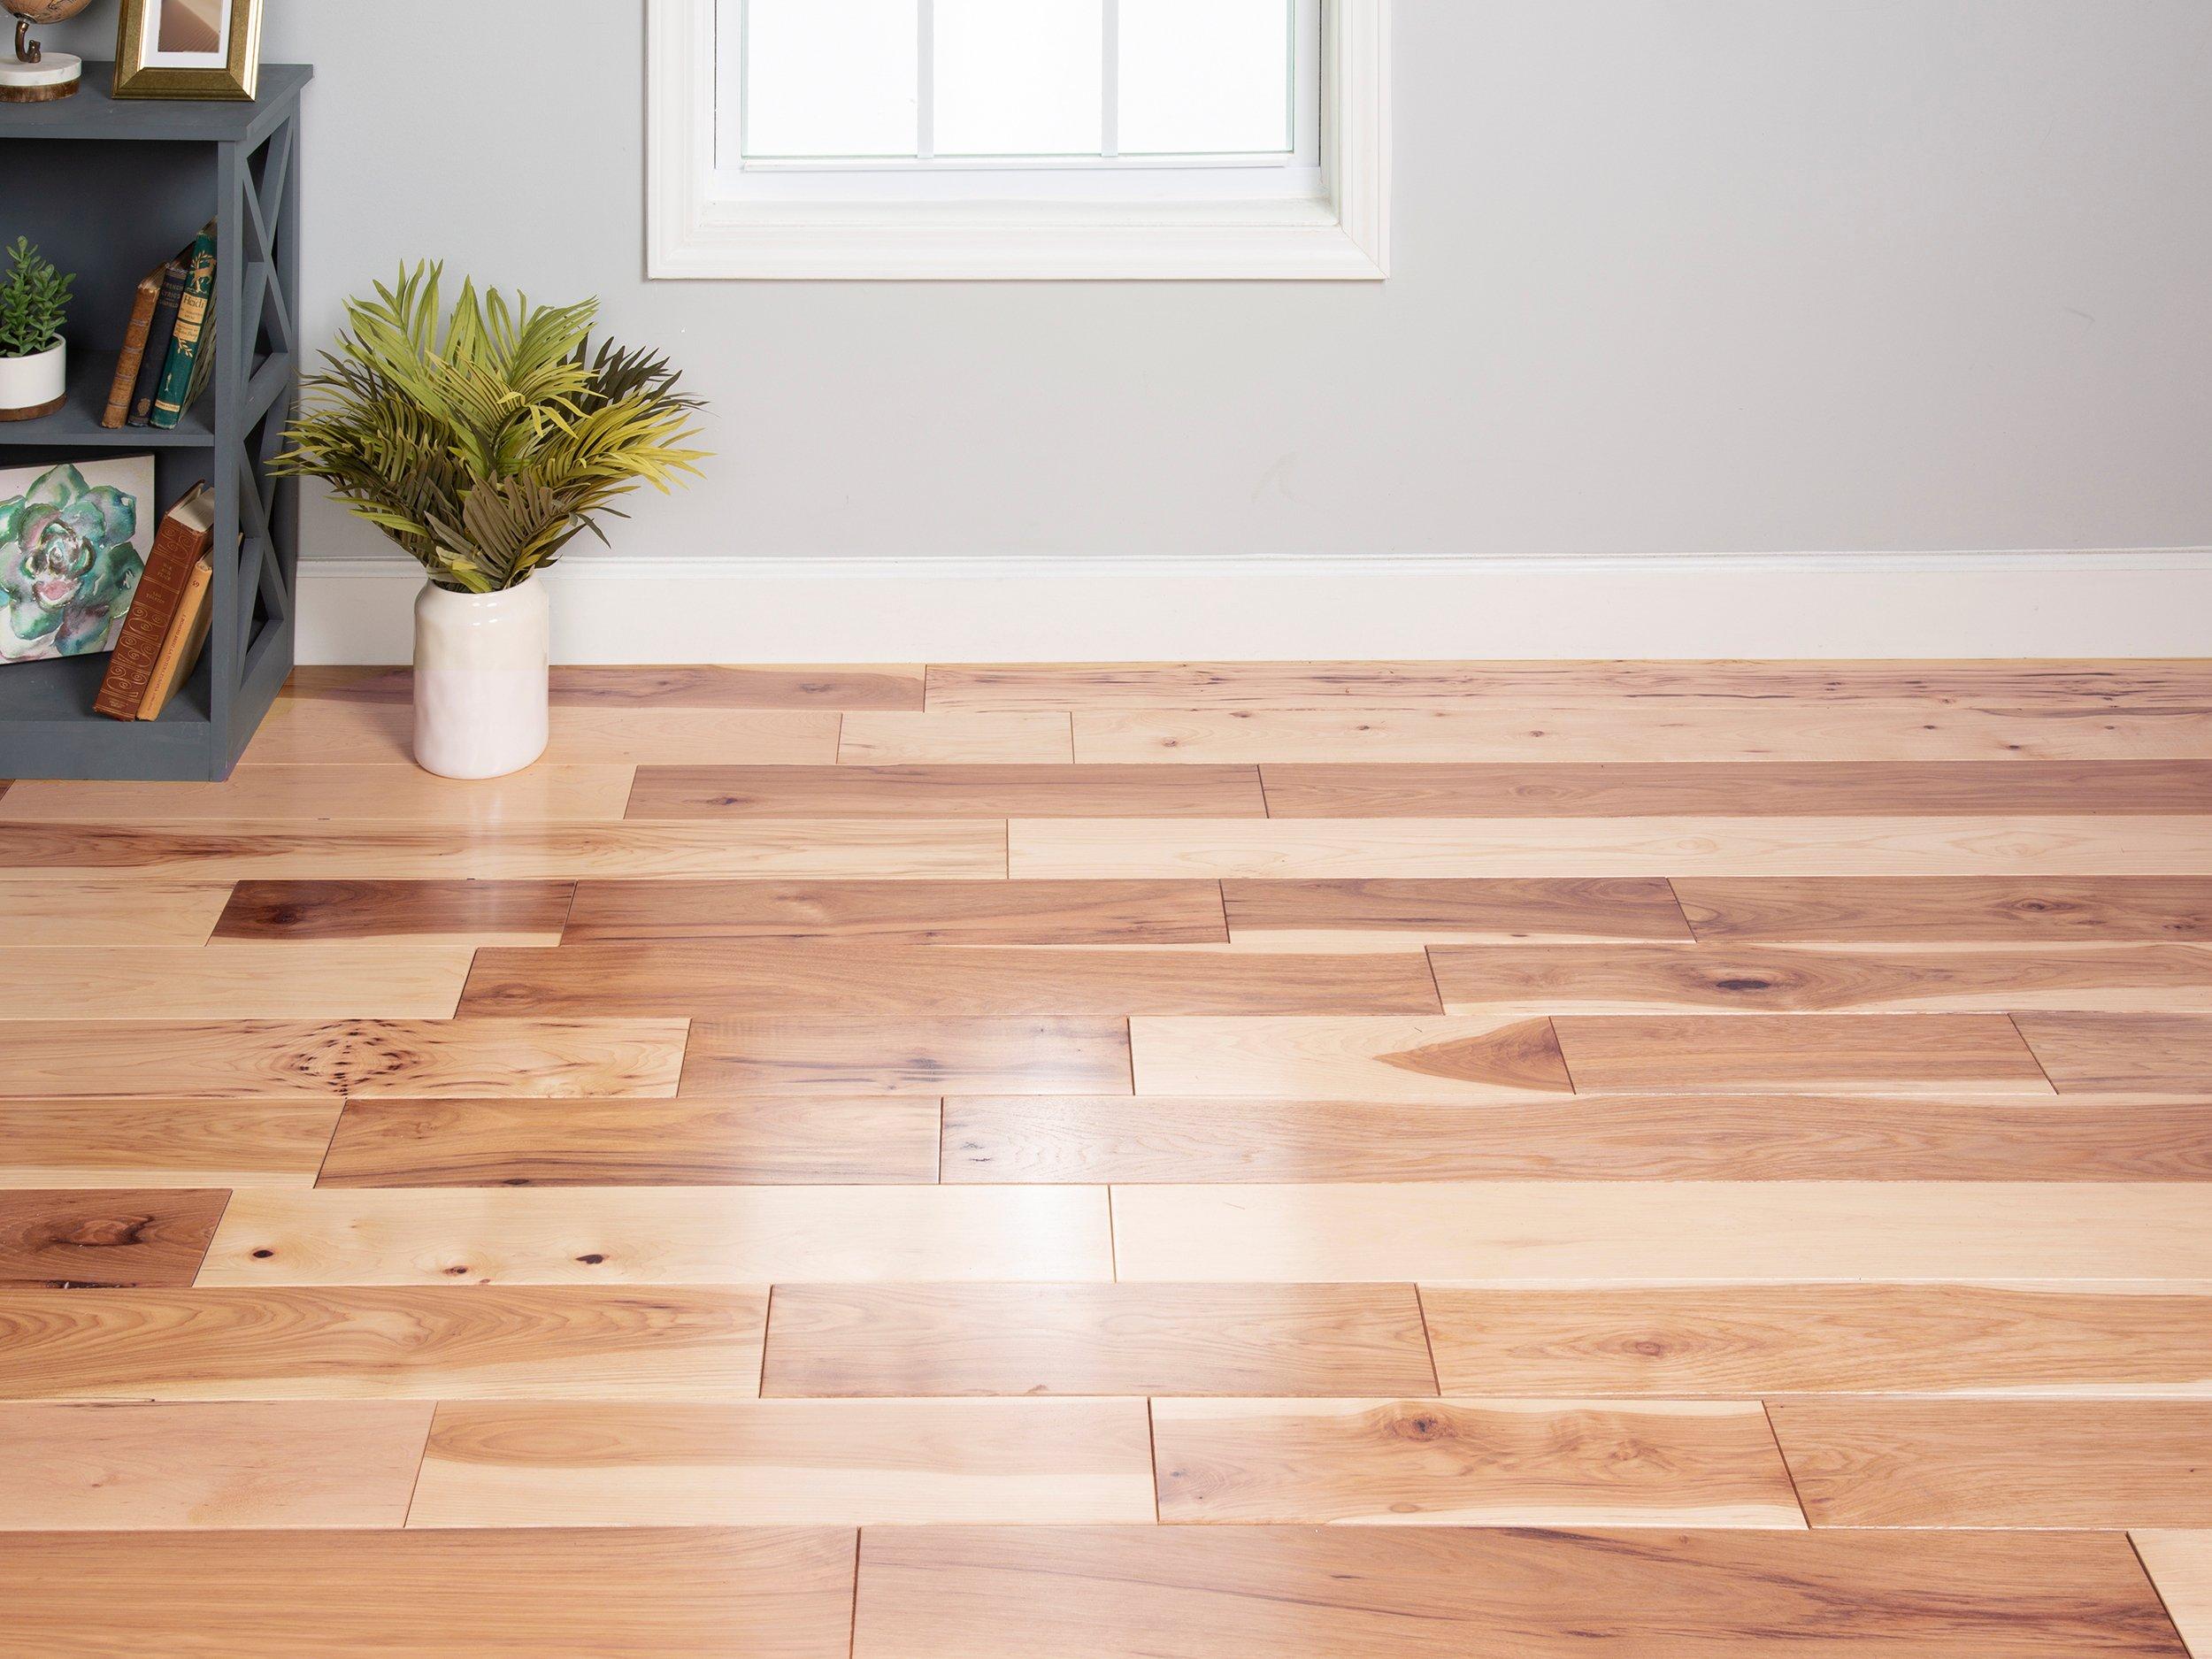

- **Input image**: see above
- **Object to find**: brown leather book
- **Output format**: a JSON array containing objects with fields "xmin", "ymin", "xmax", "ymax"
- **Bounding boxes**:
[
  {"xmin": 101, "ymin": 261, "xmax": 170, "ymax": 430},
  {"xmin": 94, "ymin": 483, "xmax": 216, "ymax": 721},
  {"xmin": 137, "ymin": 551, "xmax": 215, "ymax": 720}
]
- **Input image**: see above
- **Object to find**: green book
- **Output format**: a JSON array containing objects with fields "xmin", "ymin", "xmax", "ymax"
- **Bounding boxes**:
[{"xmin": 149, "ymin": 227, "xmax": 217, "ymax": 431}]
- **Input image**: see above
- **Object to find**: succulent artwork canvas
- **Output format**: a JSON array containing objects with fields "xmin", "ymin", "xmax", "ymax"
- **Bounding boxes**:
[{"xmin": 0, "ymin": 456, "xmax": 154, "ymax": 663}]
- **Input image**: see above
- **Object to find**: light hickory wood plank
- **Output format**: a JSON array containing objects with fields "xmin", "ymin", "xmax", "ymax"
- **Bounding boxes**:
[
  {"xmin": 0, "ymin": 1018, "xmax": 687, "ymax": 1101},
  {"xmin": 0, "ymin": 1189, "xmax": 228, "ymax": 1287},
  {"xmin": 2016, "ymin": 1014, "xmax": 2212, "ymax": 1094},
  {"xmin": 0, "ymin": 878, "xmax": 231, "ymax": 946},
  {"xmin": 1676, "ymin": 877, "xmax": 2212, "ymax": 945},
  {"xmin": 290, "ymin": 661, "xmax": 926, "ymax": 709},
  {"xmin": 628, "ymin": 764, "xmax": 1264, "ymax": 818},
  {"xmin": 841, "ymin": 711, "xmax": 1073, "ymax": 763},
  {"xmin": 1012, "ymin": 817, "xmax": 2212, "ymax": 879},
  {"xmin": 1549, "ymin": 1014, "xmax": 2053, "ymax": 1094},
  {"xmin": 1768, "ymin": 1399, "xmax": 2212, "ymax": 1528},
  {"xmin": 564, "ymin": 878, "xmax": 1225, "ymax": 945},
  {"xmin": 213, "ymin": 880, "xmax": 577, "ymax": 945},
  {"xmin": 1432, "ymin": 944, "xmax": 2212, "ymax": 1015},
  {"xmin": 927, "ymin": 658, "xmax": 2212, "ymax": 710},
  {"xmin": 3, "ymin": 1526, "xmax": 859, "ymax": 1659},
  {"xmin": 0, "ymin": 819, "xmax": 1008, "ymax": 879},
  {"xmin": 0, "ymin": 944, "xmax": 476, "ymax": 1020},
  {"xmin": 1223, "ymin": 877, "xmax": 1693, "ymax": 943},
  {"xmin": 1128, "ymin": 1015, "xmax": 1571, "ymax": 1101},
  {"xmin": 0, "ymin": 1286, "xmax": 770, "ymax": 1401},
  {"xmin": 1419, "ymin": 1284, "xmax": 2212, "ymax": 1397},
  {"xmin": 683, "ymin": 1016, "xmax": 1131, "ymax": 1097},
  {"xmin": 852, "ymin": 1525, "xmax": 2186, "ymax": 1657},
  {"xmin": 760, "ymin": 1283, "xmax": 1437, "ymax": 1397},
  {"xmin": 408, "ymin": 1399, "xmax": 1156, "ymax": 1527},
  {"xmin": 1261, "ymin": 761, "xmax": 2212, "ymax": 818},
  {"xmin": 1110, "ymin": 1183, "xmax": 2212, "ymax": 1284},
  {"xmin": 2132, "ymin": 1532, "xmax": 2212, "ymax": 1659},
  {"xmin": 0, "ymin": 1401, "xmax": 433, "ymax": 1529},
  {"xmin": 318, "ymin": 1097, "xmax": 942, "ymax": 1186},
  {"xmin": 942, "ymin": 1094, "xmax": 2212, "ymax": 1183},
  {"xmin": 1151, "ymin": 1396, "xmax": 1804, "ymax": 1527},
  {"xmin": 202, "ymin": 1185, "xmax": 1114, "ymax": 1285},
  {"xmin": 0, "ymin": 1100, "xmax": 342, "ymax": 1188},
  {"xmin": 0, "ymin": 764, "xmax": 637, "ymax": 822},
  {"xmin": 461, "ymin": 939, "xmax": 1442, "ymax": 1018},
  {"xmin": 249, "ymin": 698, "xmax": 843, "ymax": 766},
  {"xmin": 1075, "ymin": 705, "xmax": 2212, "ymax": 764}
]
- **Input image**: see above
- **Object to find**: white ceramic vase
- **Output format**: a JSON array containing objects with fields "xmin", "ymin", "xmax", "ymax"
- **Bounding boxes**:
[
  {"xmin": 411, "ymin": 578, "xmax": 549, "ymax": 779},
  {"xmin": 0, "ymin": 342, "xmax": 66, "ymax": 420}
]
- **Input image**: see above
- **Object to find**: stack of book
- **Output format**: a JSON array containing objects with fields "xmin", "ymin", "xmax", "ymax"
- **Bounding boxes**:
[
  {"xmin": 98, "ymin": 223, "xmax": 219, "ymax": 433},
  {"xmin": 93, "ymin": 483, "xmax": 218, "ymax": 721}
]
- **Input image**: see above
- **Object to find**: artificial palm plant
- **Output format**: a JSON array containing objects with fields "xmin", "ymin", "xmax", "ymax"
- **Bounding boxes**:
[{"xmin": 276, "ymin": 263, "xmax": 706, "ymax": 593}]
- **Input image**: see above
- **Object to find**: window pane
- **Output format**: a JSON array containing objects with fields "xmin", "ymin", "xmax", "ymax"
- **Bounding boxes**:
[
  {"xmin": 1119, "ymin": 0, "xmax": 1291, "ymax": 155},
  {"xmin": 745, "ymin": 0, "xmax": 918, "ymax": 159},
  {"xmin": 934, "ymin": 0, "xmax": 1104, "ymax": 157}
]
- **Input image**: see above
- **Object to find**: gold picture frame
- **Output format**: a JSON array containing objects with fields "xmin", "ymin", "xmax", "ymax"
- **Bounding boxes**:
[{"xmin": 112, "ymin": 0, "xmax": 262, "ymax": 101}]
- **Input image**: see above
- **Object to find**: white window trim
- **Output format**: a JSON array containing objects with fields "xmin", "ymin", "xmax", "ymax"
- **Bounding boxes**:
[{"xmin": 646, "ymin": 0, "xmax": 1390, "ymax": 280}]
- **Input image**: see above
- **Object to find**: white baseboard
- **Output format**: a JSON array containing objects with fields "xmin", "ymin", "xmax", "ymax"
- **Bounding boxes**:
[{"xmin": 296, "ymin": 549, "xmax": 2212, "ymax": 664}]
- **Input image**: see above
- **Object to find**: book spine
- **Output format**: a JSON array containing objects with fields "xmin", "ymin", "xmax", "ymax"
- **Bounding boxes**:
[
  {"xmin": 127, "ymin": 263, "xmax": 188, "ymax": 427},
  {"xmin": 138, "ymin": 556, "xmax": 215, "ymax": 720},
  {"xmin": 92, "ymin": 491, "xmax": 212, "ymax": 721},
  {"xmin": 150, "ymin": 236, "xmax": 218, "ymax": 431},
  {"xmin": 102, "ymin": 270, "xmax": 166, "ymax": 430}
]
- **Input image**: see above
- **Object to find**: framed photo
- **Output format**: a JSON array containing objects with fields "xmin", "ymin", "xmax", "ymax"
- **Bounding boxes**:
[
  {"xmin": 112, "ymin": 0, "xmax": 263, "ymax": 101},
  {"xmin": 0, "ymin": 457, "xmax": 156, "ymax": 664}
]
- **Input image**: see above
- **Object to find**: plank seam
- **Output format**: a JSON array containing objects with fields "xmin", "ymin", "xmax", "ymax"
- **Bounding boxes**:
[
  {"xmin": 846, "ymin": 1526, "xmax": 864, "ymax": 1659},
  {"xmin": 2127, "ymin": 1532, "xmax": 2198, "ymax": 1655},
  {"xmin": 2009, "ymin": 1012, "xmax": 2065, "ymax": 1095},
  {"xmin": 309, "ymin": 1098, "xmax": 349, "ymax": 1187},
  {"xmin": 1147, "ymin": 1396, "xmax": 1163, "ymax": 1523},
  {"xmin": 1759, "ymin": 1399, "xmax": 1814, "ymax": 1530},
  {"xmin": 1548, "ymin": 1017, "xmax": 1580, "ymax": 1095},
  {"xmin": 1661, "ymin": 876, "xmax": 1701, "ymax": 941},
  {"xmin": 1419, "ymin": 946, "xmax": 1448, "ymax": 1015},
  {"xmin": 185, "ymin": 1187, "xmax": 236, "ymax": 1286},
  {"xmin": 1411, "ymin": 1282, "xmax": 1443, "ymax": 1395},
  {"xmin": 758, "ymin": 1283, "xmax": 777, "ymax": 1399},
  {"xmin": 399, "ymin": 1402, "xmax": 437, "ymax": 1528}
]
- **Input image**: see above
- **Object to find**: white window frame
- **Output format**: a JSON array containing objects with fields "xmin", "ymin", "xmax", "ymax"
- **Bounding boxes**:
[{"xmin": 647, "ymin": 0, "xmax": 1389, "ymax": 280}]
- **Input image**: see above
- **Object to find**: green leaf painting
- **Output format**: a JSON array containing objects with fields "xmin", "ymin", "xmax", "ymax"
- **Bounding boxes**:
[{"xmin": 0, "ymin": 458, "xmax": 151, "ymax": 663}]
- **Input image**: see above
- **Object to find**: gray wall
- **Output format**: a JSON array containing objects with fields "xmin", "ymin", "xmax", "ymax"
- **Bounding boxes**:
[{"xmin": 50, "ymin": 1, "xmax": 2212, "ymax": 560}]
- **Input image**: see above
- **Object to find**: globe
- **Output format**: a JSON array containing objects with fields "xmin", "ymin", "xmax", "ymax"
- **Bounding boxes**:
[
  {"xmin": 4, "ymin": 0, "xmax": 89, "ymax": 99},
  {"xmin": 5, "ymin": 1, "xmax": 96, "ymax": 24}
]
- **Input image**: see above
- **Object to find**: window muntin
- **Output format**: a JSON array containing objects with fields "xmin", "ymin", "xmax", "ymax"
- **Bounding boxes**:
[{"xmin": 724, "ymin": 0, "xmax": 1316, "ymax": 176}]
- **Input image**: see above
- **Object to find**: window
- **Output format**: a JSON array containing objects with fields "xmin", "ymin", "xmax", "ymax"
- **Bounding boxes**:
[{"xmin": 648, "ymin": 0, "xmax": 1389, "ymax": 279}]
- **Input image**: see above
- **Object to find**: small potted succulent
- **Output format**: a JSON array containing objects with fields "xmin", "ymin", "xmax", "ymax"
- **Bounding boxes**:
[
  {"xmin": 277, "ymin": 263, "xmax": 706, "ymax": 779},
  {"xmin": 0, "ymin": 238, "xmax": 73, "ymax": 421}
]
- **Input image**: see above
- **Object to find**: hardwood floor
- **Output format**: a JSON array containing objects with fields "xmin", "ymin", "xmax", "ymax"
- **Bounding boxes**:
[
  {"xmin": 6, "ymin": 658, "xmax": 2207, "ymax": 1655},
  {"xmin": 851, "ymin": 1525, "xmax": 2186, "ymax": 1656}
]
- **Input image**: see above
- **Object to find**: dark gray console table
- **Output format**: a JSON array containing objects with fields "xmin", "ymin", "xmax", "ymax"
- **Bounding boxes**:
[{"xmin": 0, "ymin": 62, "xmax": 310, "ymax": 779}]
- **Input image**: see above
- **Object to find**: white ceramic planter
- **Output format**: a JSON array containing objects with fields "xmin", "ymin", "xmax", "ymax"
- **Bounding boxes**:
[
  {"xmin": 411, "ymin": 578, "xmax": 549, "ymax": 779},
  {"xmin": 0, "ymin": 342, "xmax": 65, "ymax": 421}
]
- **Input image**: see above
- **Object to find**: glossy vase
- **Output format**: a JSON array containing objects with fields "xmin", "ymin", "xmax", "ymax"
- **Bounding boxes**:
[{"xmin": 411, "ymin": 579, "xmax": 549, "ymax": 779}]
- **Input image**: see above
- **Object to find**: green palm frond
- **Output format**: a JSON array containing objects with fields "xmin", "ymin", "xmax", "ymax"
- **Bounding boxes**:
[{"xmin": 274, "ymin": 261, "xmax": 708, "ymax": 593}]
